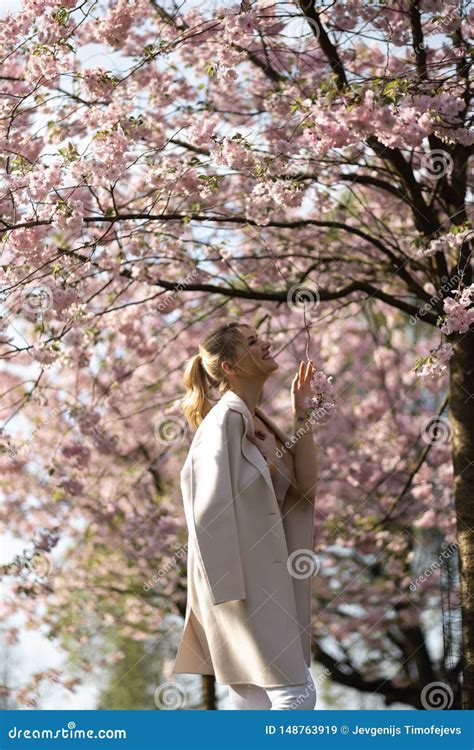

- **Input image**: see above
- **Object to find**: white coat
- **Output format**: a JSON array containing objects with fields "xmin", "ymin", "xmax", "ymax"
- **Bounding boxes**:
[{"xmin": 171, "ymin": 388, "xmax": 315, "ymax": 687}]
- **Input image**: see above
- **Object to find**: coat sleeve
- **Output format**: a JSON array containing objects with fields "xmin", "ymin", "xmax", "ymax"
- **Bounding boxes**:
[{"xmin": 190, "ymin": 409, "xmax": 246, "ymax": 605}]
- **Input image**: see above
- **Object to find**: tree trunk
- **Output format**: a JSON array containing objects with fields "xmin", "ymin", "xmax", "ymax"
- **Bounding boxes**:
[
  {"xmin": 448, "ymin": 328, "xmax": 474, "ymax": 709},
  {"xmin": 201, "ymin": 674, "xmax": 216, "ymax": 709}
]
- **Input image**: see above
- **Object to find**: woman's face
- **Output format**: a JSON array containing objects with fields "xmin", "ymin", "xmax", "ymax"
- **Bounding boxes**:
[{"xmin": 225, "ymin": 325, "xmax": 279, "ymax": 379}]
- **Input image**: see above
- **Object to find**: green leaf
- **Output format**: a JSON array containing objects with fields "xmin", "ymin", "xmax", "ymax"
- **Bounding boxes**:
[
  {"xmin": 58, "ymin": 141, "xmax": 79, "ymax": 164},
  {"xmin": 144, "ymin": 44, "xmax": 155, "ymax": 58},
  {"xmin": 204, "ymin": 61, "xmax": 216, "ymax": 76},
  {"xmin": 54, "ymin": 8, "xmax": 69, "ymax": 24}
]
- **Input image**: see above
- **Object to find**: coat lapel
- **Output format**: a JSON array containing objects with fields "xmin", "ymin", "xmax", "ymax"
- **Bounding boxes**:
[{"xmin": 219, "ymin": 389, "xmax": 275, "ymax": 495}]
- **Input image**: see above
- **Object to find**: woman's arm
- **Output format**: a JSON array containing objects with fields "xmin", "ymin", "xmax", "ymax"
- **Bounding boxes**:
[
  {"xmin": 189, "ymin": 409, "xmax": 247, "ymax": 604},
  {"xmin": 291, "ymin": 361, "xmax": 318, "ymax": 503}
]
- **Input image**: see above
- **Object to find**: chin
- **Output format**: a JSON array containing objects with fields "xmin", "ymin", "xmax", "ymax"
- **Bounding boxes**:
[{"xmin": 265, "ymin": 358, "xmax": 279, "ymax": 370}]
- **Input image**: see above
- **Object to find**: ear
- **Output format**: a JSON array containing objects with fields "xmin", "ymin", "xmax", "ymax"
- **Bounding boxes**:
[{"xmin": 221, "ymin": 360, "xmax": 234, "ymax": 377}]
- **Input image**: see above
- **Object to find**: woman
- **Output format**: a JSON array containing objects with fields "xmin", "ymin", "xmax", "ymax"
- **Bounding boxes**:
[{"xmin": 172, "ymin": 321, "xmax": 318, "ymax": 709}]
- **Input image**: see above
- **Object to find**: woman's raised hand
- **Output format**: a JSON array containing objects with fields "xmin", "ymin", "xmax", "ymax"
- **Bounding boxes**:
[{"xmin": 291, "ymin": 360, "xmax": 316, "ymax": 416}]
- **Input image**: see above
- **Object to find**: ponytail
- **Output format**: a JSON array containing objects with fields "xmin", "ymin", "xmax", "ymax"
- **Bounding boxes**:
[
  {"xmin": 181, "ymin": 353, "xmax": 215, "ymax": 430},
  {"xmin": 180, "ymin": 321, "xmax": 247, "ymax": 430}
]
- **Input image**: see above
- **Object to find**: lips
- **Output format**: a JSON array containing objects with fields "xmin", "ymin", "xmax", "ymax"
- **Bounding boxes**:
[{"xmin": 262, "ymin": 351, "xmax": 272, "ymax": 360}]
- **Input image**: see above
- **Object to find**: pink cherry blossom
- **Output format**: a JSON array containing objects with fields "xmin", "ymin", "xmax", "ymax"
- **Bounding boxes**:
[{"xmin": 441, "ymin": 286, "xmax": 474, "ymax": 334}]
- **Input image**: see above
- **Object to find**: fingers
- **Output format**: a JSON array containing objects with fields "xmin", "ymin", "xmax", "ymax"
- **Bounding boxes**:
[
  {"xmin": 248, "ymin": 424, "xmax": 266, "ymax": 443},
  {"xmin": 299, "ymin": 362, "xmax": 304, "ymax": 385},
  {"xmin": 291, "ymin": 360, "xmax": 316, "ymax": 393},
  {"xmin": 297, "ymin": 360, "xmax": 316, "ymax": 382}
]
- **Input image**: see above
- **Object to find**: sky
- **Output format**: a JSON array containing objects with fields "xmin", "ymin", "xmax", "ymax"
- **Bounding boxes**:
[{"xmin": 0, "ymin": 0, "xmax": 20, "ymax": 14}]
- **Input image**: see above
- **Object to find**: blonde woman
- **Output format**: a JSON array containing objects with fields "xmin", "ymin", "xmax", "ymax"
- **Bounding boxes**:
[{"xmin": 172, "ymin": 321, "xmax": 318, "ymax": 709}]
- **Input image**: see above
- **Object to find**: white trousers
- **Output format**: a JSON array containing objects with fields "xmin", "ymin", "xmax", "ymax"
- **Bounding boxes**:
[{"xmin": 225, "ymin": 666, "xmax": 317, "ymax": 710}]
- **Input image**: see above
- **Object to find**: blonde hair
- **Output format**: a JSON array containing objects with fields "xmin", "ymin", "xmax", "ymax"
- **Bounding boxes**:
[{"xmin": 181, "ymin": 321, "xmax": 248, "ymax": 430}]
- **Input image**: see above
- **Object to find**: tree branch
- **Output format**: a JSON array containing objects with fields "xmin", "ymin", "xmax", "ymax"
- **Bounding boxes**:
[
  {"xmin": 409, "ymin": 0, "xmax": 428, "ymax": 80},
  {"xmin": 312, "ymin": 641, "xmax": 423, "ymax": 706},
  {"xmin": 298, "ymin": 0, "xmax": 348, "ymax": 90}
]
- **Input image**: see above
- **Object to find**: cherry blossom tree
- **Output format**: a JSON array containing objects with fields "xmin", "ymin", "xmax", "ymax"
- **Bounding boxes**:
[{"xmin": 0, "ymin": 0, "xmax": 472, "ymax": 708}]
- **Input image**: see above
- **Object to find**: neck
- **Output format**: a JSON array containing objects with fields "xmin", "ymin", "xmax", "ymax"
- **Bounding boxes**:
[{"xmin": 228, "ymin": 380, "xmax": 265, "ymax": 416}]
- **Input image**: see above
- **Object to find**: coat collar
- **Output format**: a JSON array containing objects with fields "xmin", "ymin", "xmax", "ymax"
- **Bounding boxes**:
[
  {"xmin": 219, "ymin": 389, "xmax": 273, "ymax": 494},
  {"xmin": 218, "ymin": 390, "xmax": 295, "ymax": 497},
  {"xmin": 220, "ymin": 389, "xmax": 294, "ymax": 451},
  {"xmin": 219, "ymin": 389, "xmax": 255, "ymax": 436}
]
